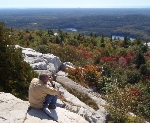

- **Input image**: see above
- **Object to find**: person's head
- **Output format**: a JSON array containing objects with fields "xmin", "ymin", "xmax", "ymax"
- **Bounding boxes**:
[{"xmin": 39, "ymin": 71, "xmax": 52, "ymax": 84}]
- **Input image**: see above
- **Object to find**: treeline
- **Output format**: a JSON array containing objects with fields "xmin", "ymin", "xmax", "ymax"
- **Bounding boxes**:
[{"xmin": 1, "ymin": 8, "xmax": 150, "ymax": 40}]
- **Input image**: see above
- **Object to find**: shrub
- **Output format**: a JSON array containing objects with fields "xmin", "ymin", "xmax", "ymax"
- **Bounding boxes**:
[
  {"xmin": 66, "ymin": 65, "xmax": 102, "ymax": 87},
  {"xmin": 65, "ymin": 66, "xmax": 87, "ymax": 87},
  {"xmin": 105, "ymin": 83, "xmax": 145, "ymax": 123},
  {"xmin": 97, "ymin": 77, "xmax": 112, "ymax": 94},
  {"xmin": 0, "ymin": 23, "xmax": 38, "ymax": 100},
  {"xmin": 111, "ymin": 67, "xmax": 127, "ymax": 88},
  {"xmin": 101, "ymin": 63, "xmax": 112, "ymax": 77},
  {"xmin": 118, "ymin": 57, "xmax": 127, "ymax": 67},
  {"xmin": 36, "ymin": 45, "xmax": 50, "ymax": 54},
  {"xmin": 126, "ymin": 70, "xmax": 141, "ymax": 84},
  {"xmin": 83, "ymin": 65, "xmax": 101, "ymax": 86},
  {"xmin": 49, "ymin": 44, "xmax": 91, "ymax": 66},
  {"xmin": 133, "ymin": 81, "xmax": 150, "ymax": 121}
]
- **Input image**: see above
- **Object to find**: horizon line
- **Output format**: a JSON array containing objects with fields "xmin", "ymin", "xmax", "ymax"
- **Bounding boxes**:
[{"xmin": 0, "ymin": 7, "xmax": 150, "ymax": 9}]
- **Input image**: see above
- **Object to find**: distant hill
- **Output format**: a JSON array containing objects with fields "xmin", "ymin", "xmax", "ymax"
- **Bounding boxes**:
[{"xmin": 0, "ymin": 8, "xmax": 150, "ymax": 40}]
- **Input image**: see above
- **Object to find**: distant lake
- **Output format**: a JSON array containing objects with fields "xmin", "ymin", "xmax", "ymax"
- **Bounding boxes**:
[
  {"xmin": 112, "ymin": 35, "xmax": 135, "ymax": 41},
  {"xmin": 64, "ymin": 28, "xmax": 77, "ymax": 32}
]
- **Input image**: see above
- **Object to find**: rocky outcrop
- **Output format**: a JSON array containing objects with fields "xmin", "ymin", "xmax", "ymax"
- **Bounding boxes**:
[
  {"xmin": 1, "ymin": 45, "xmax": 109, "ymax": 123},
  {"xmin": 56, "ymin": 75, "xmax": 108, "ymax": 123},
  {"xmin": 15, "ymin": 45, "xmax": 64, "ymax": 74},
  {"xmin": 0, "ymin": 92, "xmax": 89, "ymax": 123},
  {"xmin": 0, "ymin": 80, "xmax": 108, "ymax": 123}
]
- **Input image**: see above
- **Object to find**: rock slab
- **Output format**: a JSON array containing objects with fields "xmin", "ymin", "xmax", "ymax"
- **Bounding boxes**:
[{"xmin": 0, "ymin": 92, "xmax": 89, "ymax": 123}]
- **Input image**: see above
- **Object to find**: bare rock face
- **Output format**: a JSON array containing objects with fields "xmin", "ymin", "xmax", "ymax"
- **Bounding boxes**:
[
  {"xmin": 0, "ymin": 80, "xmax": 108, "ymax": 123},
  {"xmin": 0, "ymin": 92, "xmax": 89, "ymax": 123},
  {"xmin": 15, "ymin": 45, "xmax": 76, "ymax": 74},
  {"xmin": 15, "ymin": 45, "xmax": 63, "ymax": 74}
]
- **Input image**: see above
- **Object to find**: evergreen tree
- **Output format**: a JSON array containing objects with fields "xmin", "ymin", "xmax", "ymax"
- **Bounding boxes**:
[
  {"xmin": 48, "ymin": 29, "xmax": 54, "ymax": 36},
  {"xmin": 0, "ymin": 22, "xmax": 38, "ymax": 100},
  {"xmin": 141, "ymin": 40, "xmax": 148, "ymax": 53},
  {"xmin": 133, "ymin": 51, "xmax": 146, "ymax": 69},
  {"xmin": 55, "ymin": 36, "xmax": 60, "ymax": 44},
  {"xmin": 101, "ymin": 34, "xmax": 104, "ymax": 43},
  {"xmin": 100, "ymin": 34, "xmax": 105, "ymax": 47},
  {"xmin": 110, "ymin": 34, "xmax": 112, "ymax": 42},
  {"xmin": 123, "ymin": 36, "xmax": 130, "ymax": 48},
  {"xmin": 90, "ymin": 32, "xmax": 93, "ymax": 37}
]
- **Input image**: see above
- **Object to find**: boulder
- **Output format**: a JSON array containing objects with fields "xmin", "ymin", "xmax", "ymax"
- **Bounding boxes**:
[{"xmin": 16, "ymin": 45, "xmax": 62, "ymax": 74}]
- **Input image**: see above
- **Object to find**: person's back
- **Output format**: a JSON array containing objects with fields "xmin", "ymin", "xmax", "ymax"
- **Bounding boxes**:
[
  {"xmin": 28, "ymin": 71, "xmax": 59, "ymax": 109},
  {"xmin": 29, "ymin": 78, "xmax": 45, "ymax": 108}
]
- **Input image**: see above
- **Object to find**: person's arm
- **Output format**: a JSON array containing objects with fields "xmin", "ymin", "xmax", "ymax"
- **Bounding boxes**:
[
  {"xmin": 40, "ymin": 84, "xmax": 59, "ymax": 95},
  {"xmin": 47, "ymin": 76, "xmax": 64, "ymax": 98},
  {"xmin": 50, "ymin": 81, "xmax": 55, "ymax": 88},
  {"xmin": 48, "ymin": 76, "xmax": 55, "ymax": 88}
]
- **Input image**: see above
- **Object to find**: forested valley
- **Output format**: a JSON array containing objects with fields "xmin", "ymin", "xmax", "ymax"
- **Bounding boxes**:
[{"xmin": 0, "ymin": 8, "xmax": 150, "ymax": 40}]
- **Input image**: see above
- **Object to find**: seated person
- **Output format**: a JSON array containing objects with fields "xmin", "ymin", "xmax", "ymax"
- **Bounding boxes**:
[{"xmin": 28, "ymin": 71, "xmax": 63, "ymax": 110}]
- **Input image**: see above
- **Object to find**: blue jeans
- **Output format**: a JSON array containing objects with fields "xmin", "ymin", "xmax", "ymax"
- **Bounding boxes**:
[{"xmin": 43, "ymin": 94, "xmax": 58, "ymax": 109}]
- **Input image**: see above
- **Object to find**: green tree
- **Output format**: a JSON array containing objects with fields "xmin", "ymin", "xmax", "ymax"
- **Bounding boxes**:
[
  {"xmin": 55, "ymin": 36, "xmax": 61, "ymax": 44},
  {"xmin": 90, "ymin": 32, "xmax": 93, "ymax": 37},
  {"xmin": 0, "ymin": 22, "xmax": 38, "ymax": 100},
  {"xmin": 48, "ymin": 29, "xmax": 54, "ymax": 36},
  {"xmin": 123, "ymin": 36, "xmax": 130, "ymax": 48},
  {"xmin": 141, "ymin": 44, "xmax": 148, "ymax": 53},
  {"xmin": 41, "ymin": 36, "xmax": 48, "ymax": 45},
  {"xmin": 110, "ymin": 34, "xmax": 112, "ymax": 42},
  {"xmin": 133, "ymin": 51, "xmax": 146, "ymax": 69},
  {"xmin": 100, "ymin": 34, "xmax": 105, "ymax": 47}
]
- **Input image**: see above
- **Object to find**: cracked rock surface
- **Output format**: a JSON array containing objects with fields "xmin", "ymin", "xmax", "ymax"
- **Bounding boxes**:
[{"xmin": 0, "ymin": 92, "xmax": 89, "ymax": 123}]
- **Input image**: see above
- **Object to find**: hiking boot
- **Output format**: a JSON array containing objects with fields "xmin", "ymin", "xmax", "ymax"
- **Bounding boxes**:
[
  {"xmin": 61, "ymin": 103, "xmax": 66, "ymax": 108},
  {"xmin": 48, "ymin": 104, "xmax": 56, "ymax": 109}
]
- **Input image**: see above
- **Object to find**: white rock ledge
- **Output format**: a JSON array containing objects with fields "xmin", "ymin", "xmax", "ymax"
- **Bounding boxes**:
[{"xmin": 0, "ymin": 92, "xmax": 89, "ymax": 123}]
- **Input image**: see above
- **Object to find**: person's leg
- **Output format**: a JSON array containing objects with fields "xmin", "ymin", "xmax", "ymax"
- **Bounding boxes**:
[
  {"xmin": 42, "ymin": 95, "xmax": 58, "ymax": 120},
  {"xmin": 49, "ymin": 95, "xmax": 57, "ymax": 105},
  {"xmin": 43, "ymin": 94, "xmax": 58, "ymax": 109},
  {"xmin": 48, "ymin": 95, "xmax": 58, "ymax": 109},
  {"xmin": 43, "ymin": 95, "xmax": 54, "ymax": 108}
]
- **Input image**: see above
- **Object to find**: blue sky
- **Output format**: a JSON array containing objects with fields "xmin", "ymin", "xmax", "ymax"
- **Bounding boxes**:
[{"xmin": 0, "ymin": 0, "xmax": 150, "ymax": 8}]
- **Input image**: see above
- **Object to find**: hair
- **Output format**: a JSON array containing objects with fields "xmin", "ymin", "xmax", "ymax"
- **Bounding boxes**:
[{"xmin": 39, "ymin": 71, "xmax": 52, "ymax": 81}]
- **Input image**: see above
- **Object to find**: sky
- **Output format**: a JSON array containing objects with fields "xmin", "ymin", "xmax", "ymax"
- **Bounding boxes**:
[{"xmin": 0, "ymin": 0, "xmax": 150, "ymax": 8}]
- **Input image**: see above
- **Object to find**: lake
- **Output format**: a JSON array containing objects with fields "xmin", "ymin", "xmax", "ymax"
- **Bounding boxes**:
[
  {"xmin": 112, "ymin": 35, "xmax": 135, "ymax": 41},
  {"xmin": 64, "ymin": 28, "xmax": 77, "ymax": 32}
]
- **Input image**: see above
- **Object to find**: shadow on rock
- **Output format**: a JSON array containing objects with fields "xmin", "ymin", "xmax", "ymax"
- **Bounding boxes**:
[{"xmin": 27, "ymin": 107, "xmax": 53, "ymax": 120}]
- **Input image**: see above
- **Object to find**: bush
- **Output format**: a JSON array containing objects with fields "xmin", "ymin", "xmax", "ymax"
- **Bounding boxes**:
[
  {"xmin": 126, "ymin": 70, "xmax": 141, "ymax": 84},
  {"xmin": 83, "ymin": 65, "xmax": 101, "ymax": 86},
  {"xmin": 65, "ymin": 66, "xmax": 87, "ymax": 87},
  {"xmin": 50, "ymin": 44, "xmax": 91, "ymax": 66},
  {"xmin": 0, "ymin": 23, "xmax": 38, "ymax": 100},
  {"xmin": 105, "ymin": 83, "xmax": 145, "ymax": 123},
  {"xmin": 133, "ymin": 81, "xmax": 150, "ymax": 121},
  {"xmin": 36, "ymin": 45, "xmax": 50, "ymax": 54}
]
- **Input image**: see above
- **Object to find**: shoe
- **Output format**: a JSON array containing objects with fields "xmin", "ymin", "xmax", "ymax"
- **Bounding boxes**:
[
  {"xmin": 61, "ymin": 103, "xmax": 66, "ymax": 108},
  {"xmin": 59, "ymin": 91, "xmax": 64, "ymax": 95},
  {"xmin": 48, "ymin": 104, "xmax": 56, "ymax": 109}
]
